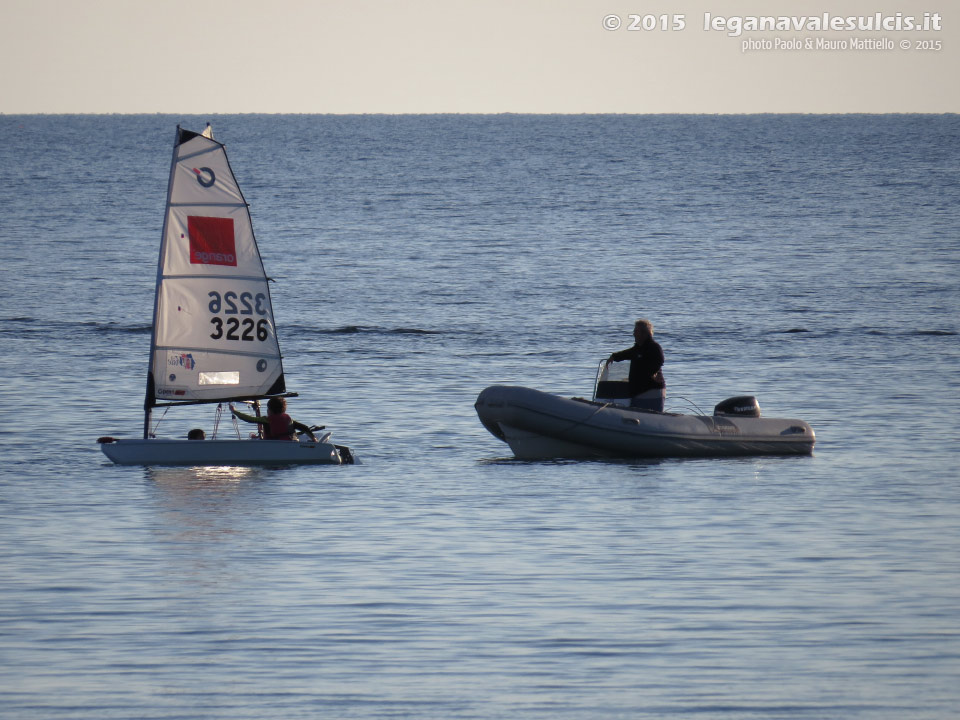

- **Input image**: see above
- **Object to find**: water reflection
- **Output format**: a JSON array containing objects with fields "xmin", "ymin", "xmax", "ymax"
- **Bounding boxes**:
[
  {"xmin": 143, "ymin": 466, "xmax": 273, "ymax": 589},
  {"xmin": 146, "ymin": 465, "xmax": 262, "ymax": 486}
]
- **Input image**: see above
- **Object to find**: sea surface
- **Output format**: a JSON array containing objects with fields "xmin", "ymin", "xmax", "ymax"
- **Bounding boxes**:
[{"xmin": 1, "ymin": 114, "xmax": 958, "ymax": 719}]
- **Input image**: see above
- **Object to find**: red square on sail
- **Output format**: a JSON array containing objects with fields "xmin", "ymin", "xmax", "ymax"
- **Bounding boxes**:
[{"xmin": 187, "ymin": 216, "xmax": 237, "ymax": 266}]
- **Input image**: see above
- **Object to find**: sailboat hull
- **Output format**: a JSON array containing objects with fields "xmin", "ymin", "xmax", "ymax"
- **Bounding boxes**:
[{"xmin": 99, "ymin": 438, "xmax": 352, "ymax": 466}]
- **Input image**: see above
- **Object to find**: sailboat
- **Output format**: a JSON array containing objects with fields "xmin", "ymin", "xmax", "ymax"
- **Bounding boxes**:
[{"xmin": 99, "ymin": 125, "xmax": 356, "ymax": 465}]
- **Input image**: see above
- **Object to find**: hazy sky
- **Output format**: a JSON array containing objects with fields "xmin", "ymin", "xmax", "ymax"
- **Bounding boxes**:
[{"xmin": 1, "ymin": 0, "xmax": 955, "ymax": 113}]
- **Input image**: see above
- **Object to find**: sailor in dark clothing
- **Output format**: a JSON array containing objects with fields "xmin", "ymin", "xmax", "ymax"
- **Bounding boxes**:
[{"xmin": 607, "ymin": 318, "xmax": 666, "ymax": 411}]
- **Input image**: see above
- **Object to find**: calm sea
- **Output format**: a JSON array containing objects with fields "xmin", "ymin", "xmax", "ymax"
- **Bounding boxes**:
[{"xmin": 1, "ymin": 114, "xmax": 958, "ymax": 719}]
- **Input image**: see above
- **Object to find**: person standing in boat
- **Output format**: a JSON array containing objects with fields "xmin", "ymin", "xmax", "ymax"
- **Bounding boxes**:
[
  {"xmin": 607, "ymin": 318, "xmax": 666, "ymax": 411},
  {"xmin": 230, "ymin": 397, "xmax": 318, "ymax": 441}
]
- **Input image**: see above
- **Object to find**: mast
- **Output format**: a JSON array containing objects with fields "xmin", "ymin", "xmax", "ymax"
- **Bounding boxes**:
[{"xmin": 144, "ymin": 126, "xmax": 184, "ymax": 439}]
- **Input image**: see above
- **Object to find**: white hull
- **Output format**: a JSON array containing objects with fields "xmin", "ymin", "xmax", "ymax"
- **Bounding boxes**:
[
  {"xmin": 475, "ymin": 385, "xmax": 815, "ymax": 460},
  {"xmin": 99, "ymin": 437, "xmax": 353, "ymax": 466}
]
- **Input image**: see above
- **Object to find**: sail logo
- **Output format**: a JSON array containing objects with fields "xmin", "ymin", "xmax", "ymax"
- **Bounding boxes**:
[
  {"xmin": 192, "ymin": 166, "xmax": 216, "ymax": 187},
  {"xmin": 168, "ymin": 353, "xmax": 196, "ymax": 370},
  {"xmin": 187, "ymin": 216, "xmax": 237, "ymax": 266}
]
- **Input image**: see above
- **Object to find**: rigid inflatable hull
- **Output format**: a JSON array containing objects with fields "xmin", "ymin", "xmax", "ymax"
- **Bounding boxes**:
[
  {"xmin": 475, "ymin": 385, "xmax": 815, "ymax": 460},
  {"xmin": 100, "ymin": 438, "xmax": 349, "ymax": 466}
]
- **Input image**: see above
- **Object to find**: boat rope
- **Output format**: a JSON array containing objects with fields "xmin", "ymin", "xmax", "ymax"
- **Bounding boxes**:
[
  {"xmin": 150, "ymin": 406, "xmax": 169, "ymax": 437},
  {"xmin": 667, "ymin": 396, "xmax": 707, "ymax": 416},
  {"xmin": 553, "ymin": 402, "xmax": 611, "ymax": 441},
  {"xmin": 212, "ymin": 403, "xmax": 223, "ymax": 439}
]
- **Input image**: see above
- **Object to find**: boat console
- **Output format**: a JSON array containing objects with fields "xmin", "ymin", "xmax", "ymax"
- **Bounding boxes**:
[{"xmin": 592, "ymin": 360, "xmax": 633, "ymax": 405}]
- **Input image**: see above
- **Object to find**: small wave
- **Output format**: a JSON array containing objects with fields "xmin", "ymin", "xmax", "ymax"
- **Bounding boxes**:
[
  {"xmin": 391, "ymin": 327, "xmax": 442, "ymax": 335},
  {"xmin": 801, "ymin": 328, "xmax": 956, "ymax": 338},
  {"xmin": 766, "ymin": 327, "xmax": 956, "ymax": 339},
  {"xmin": 864, "ymin": 328, "xmax": 956, "ymax": 337},
  {"xmin": 0, "ymin": 318, "xmax": 150, "ymax": 336},
  {"xmin": 295, "ymin": 325, "xmax": 443, "ymax": 336},
  {"xmin": 0, "ymin": 320, "xmax": 38, "ymax": 336},
  {"xmin": 81, "ymin": 321, "xmax": 152, "ymax": 334}
]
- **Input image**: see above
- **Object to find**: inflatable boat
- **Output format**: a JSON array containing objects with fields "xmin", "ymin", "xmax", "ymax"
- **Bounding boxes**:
[{"xmin": 474, "ymin": 361, "xmax": 815, "ymax": 460}]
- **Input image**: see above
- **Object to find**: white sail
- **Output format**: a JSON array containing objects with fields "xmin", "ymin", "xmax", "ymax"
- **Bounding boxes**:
[{"xmin": 146, "ymin": 126, "xmax": 285, "ymax": 409}]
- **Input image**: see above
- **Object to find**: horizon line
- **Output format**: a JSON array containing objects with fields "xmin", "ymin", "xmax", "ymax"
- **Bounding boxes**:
[{"xmin": 2, "ymin": 111, "xmax": 958, "ymax": 117}]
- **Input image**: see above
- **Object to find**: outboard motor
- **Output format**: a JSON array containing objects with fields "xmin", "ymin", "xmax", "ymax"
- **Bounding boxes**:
[{"xmin": 714, "ymin": 396, "xmax": 761, "ymax": 418}]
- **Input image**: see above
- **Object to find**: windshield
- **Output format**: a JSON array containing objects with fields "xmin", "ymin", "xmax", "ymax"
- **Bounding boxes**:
[{"xmin": 593, "ymin": 359, "xmax": 631, "ymax": 402}]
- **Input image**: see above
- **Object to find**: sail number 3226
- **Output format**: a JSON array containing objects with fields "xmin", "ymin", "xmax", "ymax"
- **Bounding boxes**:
[{"xmin": 208, "ymin": 290, "xmax": 270, "ymax": 342}]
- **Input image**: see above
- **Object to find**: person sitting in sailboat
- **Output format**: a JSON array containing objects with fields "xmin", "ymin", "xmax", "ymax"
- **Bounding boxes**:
[
  {"xmin": 230, "ymin": 397, "xmax": 319, "ymax": 442},
  {"xmin": 607, "ymin": 318, "xmax": 666, "ymax": 411}
]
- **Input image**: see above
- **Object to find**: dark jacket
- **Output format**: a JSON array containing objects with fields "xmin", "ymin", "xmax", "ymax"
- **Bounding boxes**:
[{"xmin": 609, "ymin": 339, "xmax": 666, "ymax": 395}]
